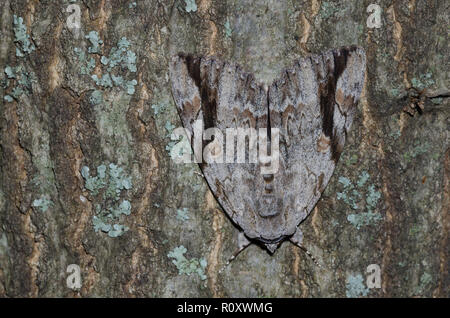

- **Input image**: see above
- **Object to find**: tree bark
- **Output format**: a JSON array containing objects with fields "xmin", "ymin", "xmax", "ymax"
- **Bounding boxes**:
[{"xmin": 0, "ymin": 0, "xmax": 448, "ymax": 297}]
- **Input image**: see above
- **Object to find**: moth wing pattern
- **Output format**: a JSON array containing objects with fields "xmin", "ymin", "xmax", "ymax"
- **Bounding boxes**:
[
  {"xmin": 169, "ymin": 54, "xmax": 269, "ymax": 239},
  {"xmin": 269, "ymin": 46, "xmax": 366, "ymax": 234},
  {"xmin": 169, "ymin": 47, "xmax": 366, "ymax": 250}
]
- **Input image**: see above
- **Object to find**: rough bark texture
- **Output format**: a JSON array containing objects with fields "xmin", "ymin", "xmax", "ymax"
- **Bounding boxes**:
[{"xmin": 0, "ymin": 0, "xmax": 448, "ymax": 297}]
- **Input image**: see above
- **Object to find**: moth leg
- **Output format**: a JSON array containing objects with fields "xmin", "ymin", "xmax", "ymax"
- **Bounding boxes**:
[
  {"xmin": 219, "ymin": 231, "xmax": 252, "ymax": 273},
  {"xmin": 289, "ymin": 227, "xmax": 323, "ymax": 268},
  {"xmin": 193, "ymin": 171, "xmax": 204, "ymax": 178}
]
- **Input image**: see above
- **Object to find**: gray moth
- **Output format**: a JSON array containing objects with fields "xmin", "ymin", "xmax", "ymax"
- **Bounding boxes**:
[{"xmin": 169, "ymin": 46, "xmax": 366, "ymax": 259}]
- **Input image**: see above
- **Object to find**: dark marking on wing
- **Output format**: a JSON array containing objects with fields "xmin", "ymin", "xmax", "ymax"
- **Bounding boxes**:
[
  {"xmin": 318, "ymin": 46, "xmax": 355, "ymax": 163},
  {"xmin": 179, "ymin": 53, "xmax": 218, "ymax": 130}
]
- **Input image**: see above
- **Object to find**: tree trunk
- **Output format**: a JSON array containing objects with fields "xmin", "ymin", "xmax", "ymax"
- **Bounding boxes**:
[{"xmin": 0, "ymin": 0, "xmax": 448, "ymax": 297}]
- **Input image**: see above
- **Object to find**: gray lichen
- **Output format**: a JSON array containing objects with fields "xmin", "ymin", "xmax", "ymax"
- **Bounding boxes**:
[
  {"xmin": 224, "ymin": 19, "xmax": 232, "ymax": 38},
  {"xmin": 89, "ymin": 90, "xmax": 104, "ymax": 105},
  {"xmin": 184, "ymin": 0, "xmax": 197, "ymax": 13},
  {"xmin": 74, "ymin": 47, "xmax": 96, "ymax": 75},
  {"xmin": 3, "ymin": 65, "xmax": 35, "ymax": 102},
  {"xmin": 346, "ymin": 273, "xmax": 370, "ymax": 298},
  {"xmin": 81, "ymin": 163, "xmax": 132, "ymax": 237},
  {"xmin": 337, "ymin": 172, "xmax": 383, "ymax": 229},
  {"xmin": 347, "ymin": 212, "xmax": 383, "ymax": 230},
  {"xmin": 167, "ymin": 245, "xmax": 207, "ymax": 280},
  {"xmin": 75, "ymin": 34, "xmax": 138, "ymax": 95},
  {"xmin": 32, "ymin": 197, "xmax": 53, "ymax": 212},
  {"xmin": 176, "ymin": 208, "xmax": 190, "ymax": 221},
  {"xmin": 13, "ymin": 15, "xmax": 35, "ymax": 57},
  {"xmin": 411, "ymin": 72, "xmax": 435, "ymax": 90},
  {"xmin": 85, "ymin": 31, "xmax": 103, "ymax": 54}
]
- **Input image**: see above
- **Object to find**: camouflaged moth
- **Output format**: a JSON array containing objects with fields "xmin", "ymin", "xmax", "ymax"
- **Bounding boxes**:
[{"xmin": 169, "ymin": 46, "xmax": 366, "ymax": 263}]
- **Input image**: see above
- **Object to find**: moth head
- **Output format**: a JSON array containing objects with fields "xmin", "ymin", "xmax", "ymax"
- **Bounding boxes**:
[{"xmin": 264, "ymin": 243, "xmax": 279, "ymax": 254}]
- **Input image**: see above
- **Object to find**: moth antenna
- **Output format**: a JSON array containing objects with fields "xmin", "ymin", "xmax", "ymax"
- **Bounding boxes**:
[
  {"xmin": 219, "ymin": 232, "xmax": 251, "ymax": 274},
  {"xmin": 296, "ymin": 244, "xmax": 323, "ymax": 269},
  {"xmin": 289, "ymin": 228, "xmax": 324, "ymax": 268}
]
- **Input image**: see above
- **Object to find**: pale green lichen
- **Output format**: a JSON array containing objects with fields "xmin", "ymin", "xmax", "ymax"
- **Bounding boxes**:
[
  {"xmin": 4, "ymin": 18, "xmax": 36, "ymax": 102},
  {"xmin": 150, "ymin": 95, "xmax": 190, "ymax": 162},
  {"xmin": 345, "ymin": 154, "xmax": 359, "ymax": 166},
  {"xmin": 184, "ymin": 0, "xmax": 197, "ymax": 13},
  {"xmin": 11, "ymin": 86, "xmax": 24, "ymax": 98},
  {"xmin": 346, "ymin": 273, "xmax": 369, "ymax": 298},
  {"xmin": 337, "ymin": 176, "xmax": 360, "ymax": 210},
  {"xmin": 3, "ymin": 65, "xmax": 35, "ymax": 102},
  {"xmin": 347, "ymin": 212, "xmax": 383, "ymax": 230},
  {"xmin": 167, "ymin": 245, "xmax": 207, "ymax": 280},
  {"xmin": 165, "ymin": 121, "xmax": 175, "ymax": 136},
  {"xmin": 89, "ymin": 90, "xmax": 103, "ymax": 105},
  {"xmin": 0, "ymin": 233, "xmax": 8, "ymax": 256},
  {"xmin": 167, "ymin": 133, "xmax": 191, "ymax": 161},
  {"xmin": 82, "ymin": 163, "xmax": 132, "ymax": 237},
  {"xmin": 165, "ymin": 119, "xmax": 182, "ymax": 157},
  {"xmin": 389, "ymin": 129, "xmax": 401, "ymax": 140},
  {"xmin": 13, "ymin": 15, "xmax": 35, "ymax": 57},
  {"xmin": 17, "ymin": 70, "xmax": 33, "ymax": 87},
  {"xmin": 430, "ymin": 97, "xmax": 443, "ymax": 105},
  {"xmin": 74, "ymin": 47, "xmax": 96, "ymax": 75},
  {"xmin": 165, "ymin": 138, "xmax": 179, "ymax": 155},
  {"xmin": 151, "ymin": 102, "xmax": 167, "ymax": 116},
  {"xmin": 319, "ymin": 1, "xmax": 339, "ymax": 19},
  {"xmin": 101, "ymin": 37, "xmax": 137, "ymax": 73},
  {"xmin": 101, "ymin": 56, "xmax": 109, "ymax": 65},
  {"xmin": 85, "ymin": 31, "xmax": 103, "ymax": 54},
  {"xmin": 176, "ymin": 208, "xmax": 190, "ymax": 221},
  {"xmin": 390, "ymin": 88, "xmax": 403, "ymax": 98},
  {"xmin": 338, "ymin": 172, "xmax": 383, "ymax": 228},
  {"xmin": 96, "ymin": 37, "xmax": 138, "ymax": 94},
  {"xmin": 111, "ymin": 200, "xmax": 132, "ymax": 218},
  {"xmin": 32, "ymin": 197, "xmax": 53, "ymax": 212},
  {"xmin": 415, "ymin": 272, "xmax": 432, "ymax": 294},
  {"xmin": 76, "ymin": 34, "xmax": 138, "ymax": 95},
  {"xmin": 111, "ymin": 74, "xmax": 124, "ymax": 86},
  {"xmin": 338, "ymin": 176, "xmax": 352, "ymax": 188},
  {"xmin": 93, "ymin": 215, "xmax": 112, "ymax": 233},
  {"xmin": 125, "ymin": 51, "xmax": 137, "ymax": 73},
  {"xmin": 411, "ymin": 72, "xmax": 435, "ymax": 90},
  {"xmin": 403, "ymin": 142, "xmax": 430, "ymax": 164},
  {"xmin": 91, "ymin": 73, "xmax": 113, "ymax": 88},
  {"xmin": 357, "ymin": 171, "xmax": 370, "ymax": 188},
  {"xmin": 224, "ymin": 20, "xmax": 232, "ymax": 38},
  {"xmin": 4, "ymin": 66, "xmax": 16, "ymax": 79},
  {"xmin": 366, "ymin": 184, "xmax": 381, "ymax": 211},
  {"xmin": 107, "ymin": 224, "xmax": 129, "ymax": 238},
  {"xmin": 125, "ymin": 79, "xmax": 137, "ymax": 95}
]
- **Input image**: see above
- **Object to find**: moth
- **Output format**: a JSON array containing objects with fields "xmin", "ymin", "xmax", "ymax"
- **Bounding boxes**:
[{"xmin": 169, "ymin": 46, "xmax": 366, "ymax": 263}]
